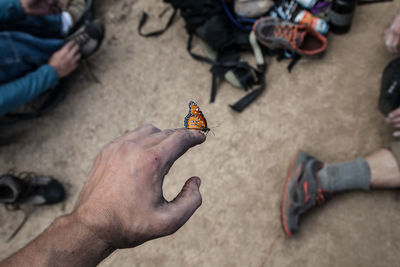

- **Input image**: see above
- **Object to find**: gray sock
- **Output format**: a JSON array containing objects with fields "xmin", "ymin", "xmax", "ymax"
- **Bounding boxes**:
[{"xmin": 318, "ymin": 158, "xmax": 371, "ymax": 193}]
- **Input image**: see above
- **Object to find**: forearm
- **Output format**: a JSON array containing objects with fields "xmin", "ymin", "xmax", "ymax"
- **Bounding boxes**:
[
  {"xmin": 0, "ymin": 65, "xmax": 59, "ymax": 115},
  {"xmin": 0, "ymin": 214, "xmax": 115, "ymax": 267}
]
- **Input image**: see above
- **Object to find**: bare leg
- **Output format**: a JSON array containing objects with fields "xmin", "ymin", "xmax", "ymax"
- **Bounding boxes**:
[{"xmin": 366, "ymin": 148, "xmax": 400, "ymax": 188}]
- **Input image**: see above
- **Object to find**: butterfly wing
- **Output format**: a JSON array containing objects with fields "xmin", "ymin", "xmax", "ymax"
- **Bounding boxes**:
[
  {"xmin": 184, "ymin": 101, "xmax": 210, "ymax": 132},
  {"xmin": 188, "ymin": 101, "xmax": 208, "ymax": 128},
  {"xmin": 185, "ymin": 115, "xmax": 208, "ymax": 131}
]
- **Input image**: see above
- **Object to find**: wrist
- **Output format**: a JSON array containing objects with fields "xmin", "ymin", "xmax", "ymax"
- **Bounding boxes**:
[
  {"xmin": 48, "ymin": 63, "xmax": 62, "ymax": 78},
  {"xmin": 60, "ymin": 213, "xmax": 115, "ymax": 249},
  {"xmin": 51, "ymin": 214, "xmax": 116, "ymax": 265}
]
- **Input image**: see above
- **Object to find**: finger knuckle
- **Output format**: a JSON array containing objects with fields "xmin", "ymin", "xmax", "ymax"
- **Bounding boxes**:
[
  {"xmin": 142, "ymin": 123, "xmax": 155, "ymax": 129},
  {"xmin": 175, "ymin": 129, "xmax": 192, "ymax": 143},
  {"xmin": 142, "ymin": 150, "xmax": 162, "ymax": 169},
  {"xmin": 163, "ymin": 129, "xmax": 175, "ymax": 136}
]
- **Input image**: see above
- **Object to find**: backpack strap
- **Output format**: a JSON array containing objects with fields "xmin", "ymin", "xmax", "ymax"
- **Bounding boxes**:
[{"xmin": 138, "ymin": 9, "xmax": 178, "ymax": 37}]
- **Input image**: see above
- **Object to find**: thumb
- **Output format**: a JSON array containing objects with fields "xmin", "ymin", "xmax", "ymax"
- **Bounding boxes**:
[{"xmin": 164, "ymin": 177, "xmax": 202, "ymax": 233}]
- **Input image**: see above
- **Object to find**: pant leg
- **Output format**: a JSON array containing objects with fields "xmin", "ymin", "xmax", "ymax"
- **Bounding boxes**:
[
  {"xmin": 0, "ymin": 31, "xmax": 64, "ymax": 84},
  {"xmin": 0, "ymin": 14, "xmax": 63, "ymax": 38}
]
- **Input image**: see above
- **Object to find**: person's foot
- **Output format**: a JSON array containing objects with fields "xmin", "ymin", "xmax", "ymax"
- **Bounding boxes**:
[
  {"xmin": 234, "ymin": 0, "xmax": 274, "ymax": 18},
  {"xmin": 67, "ymin": 19, "xmax": 105, "ymax": 58},
  {"xmin": 64, "ymin": 0, "xmax": 93, "ymax": 32},
  {"xmin": 0, "ymin": 173, "xmax": 66, "ymax": 206},
  {"xmin": 281, "ymin": 151, "xmax": 331, "ymax": 237},
  {"xmin": 253, "ymin": 16, "xmax": 327, "ymax": 56}
]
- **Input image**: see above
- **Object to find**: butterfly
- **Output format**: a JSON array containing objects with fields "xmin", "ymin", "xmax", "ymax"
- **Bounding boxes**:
[{"xmin": 184, "ymin": 101, "xmax": 210, "ymax": 133}]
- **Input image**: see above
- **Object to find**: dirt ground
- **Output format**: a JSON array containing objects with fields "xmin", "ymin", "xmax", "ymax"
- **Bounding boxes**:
[{"xmin": 1, "ymin": 0, "xmax": 400, "ymax": 266}]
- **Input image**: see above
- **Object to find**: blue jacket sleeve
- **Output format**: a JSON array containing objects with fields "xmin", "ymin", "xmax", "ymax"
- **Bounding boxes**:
[
  {"xmin": 0, "ymin": 65, "xmax": 59, "ymax": 115},
  {"xmin": 0, "ymin": 0, "xmax": 25, "ymax": 22}
]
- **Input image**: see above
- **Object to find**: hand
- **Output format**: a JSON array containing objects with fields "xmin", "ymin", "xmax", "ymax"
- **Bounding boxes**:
[
  {"xmin": 386, "ymin": 107, "xmax": 400, "ymax": 137},
  {"xmin": 20, "ymin": 0, "xmax": 62, "ymax": 16},
  {"xmin": 71, "ymin": 125, "xmax": 206, "ymax": 249},
  {"xmin": 48, "ymin": 42, "xmax": 81, "ymax": 78},
  {"xmin": 384, "ymin": 12, "xmax": 400, "ymax": 54}
]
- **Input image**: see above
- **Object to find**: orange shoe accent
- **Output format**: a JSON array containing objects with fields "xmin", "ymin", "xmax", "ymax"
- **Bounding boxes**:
[
  {"xmin": 281, "ymin": 150, "xmax": 301, "ymax": 237},
  {"xmin": 303, "ymin": 181, "xmax": 311, "ymax": 203}
]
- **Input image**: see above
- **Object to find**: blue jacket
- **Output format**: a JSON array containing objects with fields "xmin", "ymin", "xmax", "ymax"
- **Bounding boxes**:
[{"xmin": 0, "ymin": 0, "xmax": 59, "ymax": 115}]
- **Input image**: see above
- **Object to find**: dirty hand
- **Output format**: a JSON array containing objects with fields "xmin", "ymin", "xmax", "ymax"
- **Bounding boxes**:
[
  {"xmin": 70, "ymin": 124, "xmax": 206, "ymax": 249},
  {"xmin": 386, "ymin": 107, "xmax": 400, "ymax": 137},
  {"xmin": 48, "ymin": 42, "xmax": 81, "ymax": 78},
  {"xmin": 384, "ymin": 11, "xmax": 400, "ymax": 54},
  {"xmin": 20, "ymin": 0, "xmax": 62, "ymax": 16}
]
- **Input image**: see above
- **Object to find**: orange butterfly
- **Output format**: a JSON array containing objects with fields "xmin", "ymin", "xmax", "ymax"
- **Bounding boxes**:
[{"xmin": 184, "ymin": 101, "xmax": 210, "ymax": 133}]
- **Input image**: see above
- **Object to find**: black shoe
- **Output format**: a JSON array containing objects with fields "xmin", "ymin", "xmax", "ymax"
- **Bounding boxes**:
[
  {"xmin": 0, "ymin": 173, "xmax": 66, "ymax": 206},
  {"xmin": 67, "ymin": 19, "xmax": 105, "ymax": 58},
  {"xmin": 379, "ymin": 57, "xmax": 400, "ymax": 116}
]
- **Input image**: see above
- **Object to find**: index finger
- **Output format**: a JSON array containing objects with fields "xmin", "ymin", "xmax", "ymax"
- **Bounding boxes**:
[{"xmin": 156, "ymin": 129, "xmax": 206, "ymax": 170}]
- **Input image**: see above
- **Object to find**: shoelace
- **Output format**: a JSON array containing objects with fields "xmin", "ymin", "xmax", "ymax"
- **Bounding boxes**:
[
  {"xmin": 274, "ymin": 25, "xmax": 298, "ymax": 47},
  {"xmin": 73, "ymin": 32, "xmax": 90, "ymax": 46}
]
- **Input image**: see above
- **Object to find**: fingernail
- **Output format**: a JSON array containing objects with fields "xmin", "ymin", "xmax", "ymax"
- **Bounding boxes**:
[
  {"xmin": 195, "ymin": 178, "xmax": 201, "ymax": 187},
  {"xmin": 394, "ymin": 132, "xmax": 400, "ymax": 137}
]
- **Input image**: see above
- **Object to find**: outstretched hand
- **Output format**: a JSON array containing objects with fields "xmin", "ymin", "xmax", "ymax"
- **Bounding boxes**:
[
  {"xmin": 20, "ymin": 0, "xmax": 62, "ymax": 16},
  {"xmin": 71, "ymin": 124, "xmax": 206, "ymax": 249}
]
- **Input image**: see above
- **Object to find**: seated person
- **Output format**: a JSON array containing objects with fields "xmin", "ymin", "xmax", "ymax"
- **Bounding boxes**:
[
  {"xmin": 282, "ymin": 9, "xmax": 400, "ymax": 237},
  {"xmin": 0, "ymin": 0, "xmax": 104, "ymax": 115}
]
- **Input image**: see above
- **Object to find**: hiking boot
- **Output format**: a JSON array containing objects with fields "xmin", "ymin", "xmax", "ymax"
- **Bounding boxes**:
[
  {"xmin": 0, "ymin": 173, "xmax": 65, "ymax": 206},
  {"xmin": 64, "ymin": 0, "xmax": 93, "ymax": 33},
  {"xmin": 281, "ymin": 151, "xmax": 331, "ymax": 237},
  {"xmin": 253, "ymin": 16, "xmax": 327, "ymax": 56},
  {"xmin": 234, "ymin": 0, "xmax": 274, "ymax": 18},
  {"xmin": 67, "ymin": 19, "xmax": 105, "ymax": 58}
]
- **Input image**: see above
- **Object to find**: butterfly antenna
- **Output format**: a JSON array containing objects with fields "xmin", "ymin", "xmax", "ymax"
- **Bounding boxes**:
[{"xmin": 207, "ymin": 129, "xmax": 216, "ymax": 136}]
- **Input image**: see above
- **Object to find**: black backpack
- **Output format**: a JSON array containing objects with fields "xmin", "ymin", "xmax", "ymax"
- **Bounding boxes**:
[{"xmin": 139, "ymin": 0, "xmax": 266, "ymax": 112}]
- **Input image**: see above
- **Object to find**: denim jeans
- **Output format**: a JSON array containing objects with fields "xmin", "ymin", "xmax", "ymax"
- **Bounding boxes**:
[{"xmin": 0, "ymin": 14, "xmax": 65, "ymax": 84}]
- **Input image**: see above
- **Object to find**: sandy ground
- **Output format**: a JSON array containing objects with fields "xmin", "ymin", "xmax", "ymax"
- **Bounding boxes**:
[{"xmin": 1, "ymin": 0, "xmax": 400, "ymax": 266}]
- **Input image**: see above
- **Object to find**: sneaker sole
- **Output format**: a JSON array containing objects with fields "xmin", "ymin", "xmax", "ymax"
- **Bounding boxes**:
[{"xmin": 281, "ymin": 150, "xmax": 308, "ymax": 237}]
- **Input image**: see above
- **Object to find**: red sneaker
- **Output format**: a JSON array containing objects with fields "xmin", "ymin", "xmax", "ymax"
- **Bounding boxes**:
[
  {"xmin": 281, "ymin": 151, "xmax": 331, "ymax": 236},
  {"xmin": 253, "ymin": 16, "xmax": 327, "ymax": 56}
]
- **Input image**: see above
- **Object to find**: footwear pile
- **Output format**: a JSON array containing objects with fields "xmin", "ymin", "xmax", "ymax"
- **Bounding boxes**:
[{"xmin": 139, "ymin": 0, "xmax": 385, "ymax": 111}]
